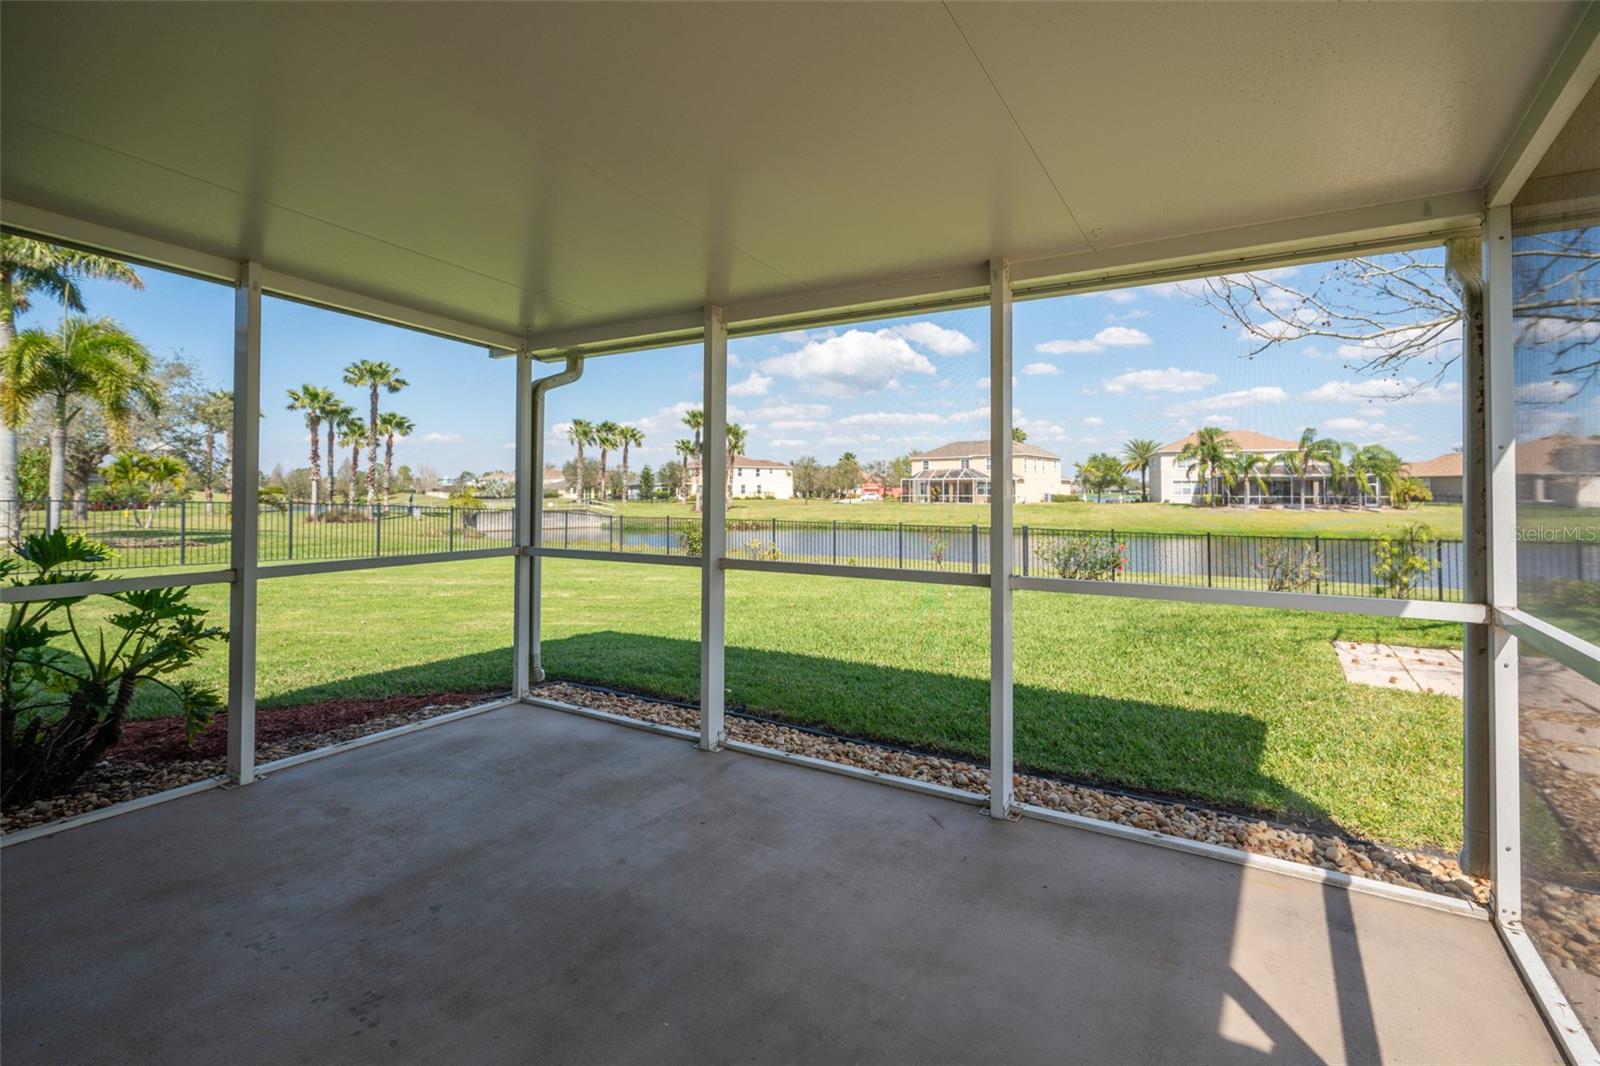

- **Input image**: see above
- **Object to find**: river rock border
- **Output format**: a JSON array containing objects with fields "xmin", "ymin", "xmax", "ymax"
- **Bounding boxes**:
[{"xmin": 535, "ymin": 680, "xmax": 1491, "ymax": 907}]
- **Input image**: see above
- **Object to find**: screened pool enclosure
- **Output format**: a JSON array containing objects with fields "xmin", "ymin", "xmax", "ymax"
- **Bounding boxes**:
[{"xmin": 3, "ymin": 3, "xmax": 1599, "ymax": 1062}]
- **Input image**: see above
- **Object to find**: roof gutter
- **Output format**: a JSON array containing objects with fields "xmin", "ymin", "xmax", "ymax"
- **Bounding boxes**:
[{"xmin": 528, "ymin": 355, "xmax": 583, "ymax": 683}]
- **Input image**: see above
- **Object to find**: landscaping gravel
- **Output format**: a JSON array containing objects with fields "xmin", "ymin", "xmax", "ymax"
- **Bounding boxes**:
[{"xmin": 534, "ymin": 681, "xmax": 1492, "ymax": 907}]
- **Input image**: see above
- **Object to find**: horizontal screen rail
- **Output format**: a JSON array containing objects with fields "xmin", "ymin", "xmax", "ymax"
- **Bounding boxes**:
[
  {"xmin": 531, "ymin": 547, "xmax": 701, "ymax": 568},
  {"xmin": 257, "ymin": 546, "xmax": 515, "ymax": 579},
  {"xmin": 1496, "ymin": 607, "xmax": 1600, "ymax": 684},
  {"xmin": 719, "ymin": 557, "xmax": 990, "ymax": 587},
  {"xmin": 1010, "ymin": 575, "xmax": 1489, "ymax": 623},
  {"xmin": 1, "ymin": 567, "xmax": 235, "ymax": 603}
]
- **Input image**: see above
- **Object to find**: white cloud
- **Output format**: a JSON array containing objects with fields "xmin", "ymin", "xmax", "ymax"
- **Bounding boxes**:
[
  {"xmin": 1096, "ymin": 326, "xmax": 1153, "ymax": 347},
  {"xmin": 761, "ymin": 328, "xmax": 937, "ymax": 395},
  {"xmin": 1106, "ymin": 308, "xmax": 1152, "ymax": 323},
  {"xmin": 767, "ymin": 419, "xmax": 827, "ymax": 431},
  {"xmin": 632, "ymin": 401, "xmax": 703, "ymax": 439},
  {"xmin": 881, "ymin": 321, "xmax": 978, "ymax": 356},
  {"xmin": 1102, "ymin": 367, "xmax": 1217, "ymax": 394},
  {"xmin": 1103, "ymin": 289, "xmax": 1139, "ymax": 304},
  {"xmin": 946, "ymin": 405, "xmax": 990, "ymax": 423},
  {"xmin": 420, "ymin": 432, "xmax": 464, "ymax": 444},
  {"xmin": 1516, "ymin": 380, "xmax": 1579, "ymax": 404},
  {"xmin": 1319, "ymin": 416, "xmax": 1423, "ymax": 446},
  {"xmin": 768, "ymin": 437, "xmax": 807, "ymax": 449},
  {"xmin": 1303, "ymin": 377, "xmax": 1461, "ymax": 407},
  {"xmin": 1164, "ymin": 385, "xmax": 1288, "ymax": 417},
  {"xmin": 1036, "ymin": 325, "xmax": 1152, "ymax": 356},
  {"xmin": 835, "ymin": 411, "xmax": 946, "ymax": 427},
  {"xmin": 1200, "ymin": 414, "xmax": 1236, "ymax": 426},
  {"xmin": 728, "ymin": 372, "xmax": 772, "ymax": 397},
  {"xmin": 1517, "ymin": 316, "xmax": 1600, "ymax": 348},
  {"xmin": 1081, "ymin": 416, "xmax": 1104, "ymax": 427},
  {"xmin": 1022, "ymin": 362, "xmax": 1061, "ymax": 376}
]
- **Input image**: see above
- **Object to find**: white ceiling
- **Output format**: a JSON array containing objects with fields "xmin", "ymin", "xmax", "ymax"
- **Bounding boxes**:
[{"xmin": 0, "ymin": 1, "xmax": 1588, "ymax": 342}]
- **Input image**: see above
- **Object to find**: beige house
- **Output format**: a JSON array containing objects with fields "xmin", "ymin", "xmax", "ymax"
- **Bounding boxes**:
[
  {"xmin": 688, "ymin": 455, "xmax": 795, "ymax": 499},
  {"xmin": 1150, "ymin": 429, "xmax": 1332, "ymax": 504},
  {"xmin": 902, "ymin": 440, "xmax": 1062, "ymax": 504},
  {"xmin": 1406, "ymin": 435, "xmax": 1600, "ymax": 507}
]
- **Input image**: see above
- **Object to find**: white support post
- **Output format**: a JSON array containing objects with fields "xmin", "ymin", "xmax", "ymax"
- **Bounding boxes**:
[
  {"xmin": 513, "ymin": 350, "xmax": 534, "ymax": 696},
  {"xmin": 226, "ymin": 261, "xmax": 262, "ymax": 785},
  {"xmin": 1485, "ymin": 205, "xmax": 1522, "ymax": 922},
  {"xmin": 989, "ymin": 260, "xmax": 1014, "ymax": 819},
  {"xmin": 1449, "ymin": 234, "xmax": 1492, "ymax": 877},
  {"xmin": 699, "ymin": 305, "xmax": 728, "ymax": 751}
]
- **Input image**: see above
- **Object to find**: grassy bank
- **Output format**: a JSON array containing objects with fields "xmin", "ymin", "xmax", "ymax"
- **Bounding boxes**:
[
  {"xmin": 553, "ymin": 498, "xmax": 1465, "ymax": 538},
  {"xmin": 45, "ymin": 555, "xmax": 1464, "ymax": 849}
]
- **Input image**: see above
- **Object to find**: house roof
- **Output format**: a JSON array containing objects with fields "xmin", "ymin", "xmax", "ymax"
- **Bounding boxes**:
[
  {"xmin": 908, "ymin": 440, "xmax": 1059, "ymax": 461},
  {"xmin": 1403, "ymin": 451, "xmax": 1464, "ymax": 478},
  {"xmin": 1403, "ymin": 436, "xmax": 1600, "ymax": 479},
  {"xmin": 691, "ymin": 455, "xmax": 790, "ymax": 470},
  {"xmin": 907, "ymin": 468, "xmax": 994, "ymax": 482},
  {"xmin": 1157, "ymin": 429, "xmax": 1301, "ymax": 454}
]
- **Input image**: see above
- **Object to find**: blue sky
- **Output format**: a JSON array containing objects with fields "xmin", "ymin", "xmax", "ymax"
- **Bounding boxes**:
[{"xmin": 23, "ymin": 253, "xmax": 1475, "ymax": 478}]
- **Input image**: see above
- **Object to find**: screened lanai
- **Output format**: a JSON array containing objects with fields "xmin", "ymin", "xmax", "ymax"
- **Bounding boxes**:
[{"xmin": 3, "ymin": 3, "xmax": 1600, "ymax": 1063}]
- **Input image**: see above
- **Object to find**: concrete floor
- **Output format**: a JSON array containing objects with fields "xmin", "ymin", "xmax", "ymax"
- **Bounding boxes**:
[{"xmin": 2, "ymin": 705, "xmax": 1557, "ymax": 1066}]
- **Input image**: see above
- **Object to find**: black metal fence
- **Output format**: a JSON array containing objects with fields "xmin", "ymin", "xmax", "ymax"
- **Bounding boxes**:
[
  {"xmin": 22, "ymin": 499, "xmax": 1579, "ymax": 603},
  {"xmin": 538, "ymin": 510, "xmax": 1469, "ymax": 600},
  {"xmin": 2, "ymin": 498, "xmax": 510, "ymax": 570}
]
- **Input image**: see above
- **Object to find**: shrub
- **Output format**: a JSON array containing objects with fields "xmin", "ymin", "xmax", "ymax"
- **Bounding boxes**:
[
  {"xmin": 1393, "ymin": 477, "xmax": 1433, "ymax": 509},
  {"xmin": 927, "ymin": 535, "xmax": 949, "ymax": 567},
  {"xmin": 2, "ymin": 531, "xmax": 227, "ymax": 807},
  {"xmin": 1372, "ymin": 522, "xmax": 1438, "ymax": 598},
  {"xmin": 1254, "ymin": 542, "xmax": 1325, "ymax": 592},
  {"xmin": 1034, "ymin": 533, "xmax": 1124, "ymax": 580},
  {"xmin": 678, "ymin": 522, "xmax": 703, "ymax": 557},
  {"xmin": 742, "ymin": 539, "xmax": 781, "ymax": 561}
]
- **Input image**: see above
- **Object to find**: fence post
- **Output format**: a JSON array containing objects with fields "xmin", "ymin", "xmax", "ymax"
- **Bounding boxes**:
[
  {"xmin": 287, "ymin": 499, "xmax": 294, "ymax": 560},
  {"xmin": 1109, "ymin": 528, "xmax": 1115, "ymax": 581},
  {"xmin": 564, "ymin": 509, "xmax": 570, "ymax": 549},
  {"xmin": 971, "ymin": 523, "xmax": 979, "ymax": 574},
  {"xmin": 1022, "ymin": 525, "xmax": 1030, "ymax": 576},
  {"xmin": 898, "ymin": 522, "xmax": 905, "ymax": 569},
  {"xmin": 375, "ymin": 503, "xmax": 383, "ymax": 557},
  {"xmin": 771, "ymin": 516, "xmax": 778, "ymax": 551},
  {"xmin": 179, "ymin": 498, "xmax": 187, "ymax": 566},
  {"xmin": 665, "ymin": 515, "xmax": 672, "ymax": 555},
  {"xmin": 1314, "ymin": 535, "xmax": 1322, "ymax": 595},
  {"xmin": 450, "ymin": 506, "xmax": 456, "ymax": 551},
  {"xmin": 832, "ymin": 520, "xmax": 838, "ymax": 564},
  {"xmin": 1206, "ymin": 531, "xmax": 1213, "ymax": 587},
  {"xmin": 1436, "ymin": 539, "xmax": 1444, "ymax": 600}
]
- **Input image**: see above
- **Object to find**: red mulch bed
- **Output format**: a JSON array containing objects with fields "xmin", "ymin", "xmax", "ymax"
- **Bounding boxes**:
[{"xmin": 112, "ymin": 691, "xmax": 506, "ymax": 763}]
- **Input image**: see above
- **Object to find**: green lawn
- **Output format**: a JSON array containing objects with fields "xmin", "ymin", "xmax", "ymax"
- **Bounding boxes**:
[
  {"xmin": 556, "ymin": 498, "xmax": 1465, "ymax": 539},
  {"xmin": 43, "ymin": 554, "xmax": 1464, "ymax": 850}
]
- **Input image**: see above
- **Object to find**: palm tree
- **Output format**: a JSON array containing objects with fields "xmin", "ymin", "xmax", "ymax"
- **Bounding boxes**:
[
  {"xmin": 1175, "ymin": 427, "xmax": 1235, "ymax": 507},
  {"xmin": 1348, "ymin": 443, "xmax": 1402, "ymax": 508},
  {"xmin": 683, "ymin": 408, "xmax": 704, "ymax": 511},
  {"xmin": 194, "ymin": 390, "xmax": 232, "ymax": 515},
  {"xmin": 2, "ymin": 317, "xmax": 158, "ymax": 533},
  {"xmin": 617, "ymin": 425, "xmax": 644, "ymax": 505},
  {"xmin": 1286, "ymin": 428, "xmax": 1339, "ymax": 509},
  {"xmin": 725, "ymin": 422, "xmax": 747, "ymax": 505},
  {"xmin": 567, "ymin": 418, "xmax": 594, "ymax": 502},
  {"xmin": 286, "ymin": 385, "xmax": 335, "ymax": 518},
  {"xmin": 1011, "ymin": 427, "xmax": 1028, "ymax": 443},
  {"xmin": 1234, "ymin": 452, "xmax": 1271, "ymax": 507},
  {"xmin": 376, "ymin": 411, "xmax": 414, "ymax": 503},
  {"xmin": 322, "ymin": 397, "xmax": 354, "ymax": 504},
  {"xmin": 0, "ymin": 238, "xmax": 142, "ymax": 543},
  {"xmin": 1120, "ymin": 438, "xmax": 1159, "ymax": 502},
  {"xmin": 594, "ymin": 420, "xmax": 621, "ymax": 501},
  {"xmin": 337, "ymin": 415, "xmax": 367, "ymax": 509},
  {"xmin": 673, "ymin": 438, "xmax": 696, "ymax": 502},
  {"xmin": 102, "ymin": 451, "xmax": 186, "ymax": 528},
  {"xmin": 342, "ymin": 360, "xmax": 408, "ymax": 512}
]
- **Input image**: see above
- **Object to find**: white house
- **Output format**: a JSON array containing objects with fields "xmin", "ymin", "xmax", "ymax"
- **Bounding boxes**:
[
  {"xmin": 1149, "ymin": 429, "xmax": 1323, "ymax": 504},
  {"xmin": 901, "ymin": 440, "xmax": 1063, "ymax": 504},
  {"xmin": 690, "ymin": 456, "xmax": 795, "ymax": 499}
]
